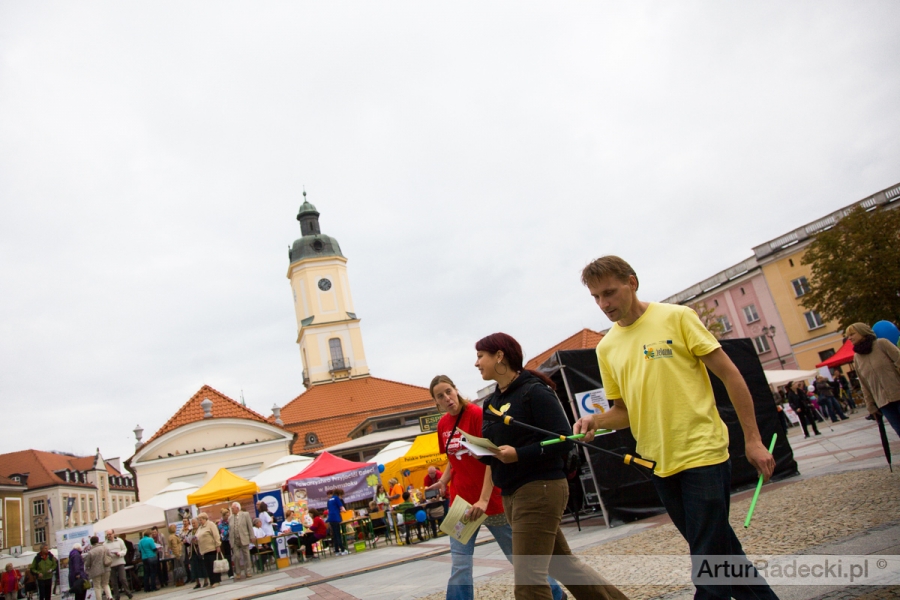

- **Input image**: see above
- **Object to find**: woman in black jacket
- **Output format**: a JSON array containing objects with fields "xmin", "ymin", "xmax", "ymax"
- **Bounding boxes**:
[
  {"xmin": 785, "ymin": 381, "xmax": 820, "ymax": 438},
  {"xmin": 476, "ymin": 332, "xmax": 627, "ymax": 600}
]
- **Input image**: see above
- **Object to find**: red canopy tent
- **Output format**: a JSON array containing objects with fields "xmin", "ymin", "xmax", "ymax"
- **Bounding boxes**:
[
  {"xmin": 816, "ymin": 339, "xmax": 855, "ymax": 368},
  {"xmin": 287, "ymin": 452, "xmax": 373, "ymax": 480}
]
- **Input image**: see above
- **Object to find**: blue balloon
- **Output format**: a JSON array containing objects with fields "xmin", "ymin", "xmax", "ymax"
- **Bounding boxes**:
[
  {"xmin": 377, "ymin": 464, "xmax": 385, "ymax": 473},
  {"xmin": 873, "ymin": 321, "xmax": 900, "ymax": 345},
  {"xmin": 415, "ymin": 510, "xmax": 427, "ymax": 523}
]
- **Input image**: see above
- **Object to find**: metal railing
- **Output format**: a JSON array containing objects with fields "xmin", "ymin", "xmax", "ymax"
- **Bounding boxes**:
[{"xmin": 329, "ymin": 358, "xmax": 351, "ymax": 372}]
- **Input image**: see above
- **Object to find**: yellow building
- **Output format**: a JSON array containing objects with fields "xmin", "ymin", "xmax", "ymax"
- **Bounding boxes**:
[
  {"xmin": 752, "ymin": 182, "xmax": 900, "ymax": 369},
  {"xmin": 280, "ymin": 194, "xmax": 436, "ymax": 453},
  {"xmin": 0, "ymin": 475, "xmax": 26, "ymax": 551},
  {"xmin": 288, "ymin": 192, "xmax": 369, "ymax": 387}
]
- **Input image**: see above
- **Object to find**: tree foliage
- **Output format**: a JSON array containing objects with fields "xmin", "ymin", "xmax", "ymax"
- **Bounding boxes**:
[
  {"xmin": 693, "ymin": 301, "xmax": 725, "ymax": 339},
  {"xmin": 801, "ymin": 205, "xmax": 900, "ymax": 330}
]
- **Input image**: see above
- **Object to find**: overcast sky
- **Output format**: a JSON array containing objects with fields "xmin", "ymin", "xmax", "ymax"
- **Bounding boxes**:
[{"xmin": 2, "ymin": 2, "xmax": 898, "ymax": 466}]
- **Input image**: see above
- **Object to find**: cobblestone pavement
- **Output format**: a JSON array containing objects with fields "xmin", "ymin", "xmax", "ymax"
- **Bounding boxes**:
[
  {"xmin": 92, "ymin": 413, "xmax": 898, "ymax": 600},
  {"xmin": 413, "ymin": 412, "xmax": 900, "ymax": 600}
]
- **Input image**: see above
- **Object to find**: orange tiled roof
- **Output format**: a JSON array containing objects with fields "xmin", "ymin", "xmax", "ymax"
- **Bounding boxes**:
[
  {"xmin": 279, "ymin": 376, "xmax": 435, "ymax": 453},
  {"xmin": 143, "ymin": 384, "xmax": 278, "ymax": 447},
  {"xmin": 68, "ymin": 456, "xmax": 96, "ymax": 471},
  {"xmin": 524, "ymin": 328, "xmax": 605, "ymax": 371},
  {"xmin": 0, "ymin": 449, "xmax": 100, "ymax": 491},
  {"xmin": 0, "ymin": 474, "xmax": 25, "ymax": 488}
]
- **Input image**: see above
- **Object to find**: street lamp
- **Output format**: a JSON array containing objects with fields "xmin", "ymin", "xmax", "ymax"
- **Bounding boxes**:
[{"xmin": 762, "ymin": 325, "xmax": 785, "ymax": 369}]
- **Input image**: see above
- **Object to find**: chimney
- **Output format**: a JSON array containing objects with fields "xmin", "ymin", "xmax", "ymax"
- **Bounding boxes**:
[
  {"xmin": 201, "ymin": 398, "xmax": 214, "ymax": 419},
  {"xmin": 272, "ymin": 404, "xmax": 283, "ymax": 426}
]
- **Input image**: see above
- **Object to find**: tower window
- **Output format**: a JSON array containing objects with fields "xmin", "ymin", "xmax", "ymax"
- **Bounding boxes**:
[{"xmin": 329, "ymin": 338, "xmax": 348, "ymax": 371}]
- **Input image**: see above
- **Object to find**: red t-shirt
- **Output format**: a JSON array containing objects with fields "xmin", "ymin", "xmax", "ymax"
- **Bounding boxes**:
[
  {"xmin": 438, "ymin": 403, "xmax": 504, "ymax": 516},
  {"xmin": 423, "ymin": 469, "xmax": 443, "ymax": 487},
  {"xmin": 311, "ymin": 516, "xmax": 327, "ymax": 539}
]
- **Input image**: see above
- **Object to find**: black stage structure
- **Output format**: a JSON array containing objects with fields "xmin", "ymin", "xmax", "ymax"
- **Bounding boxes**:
[{"xmin": 538, "ymin": 338, "xmax": 799, "ymax": 527}]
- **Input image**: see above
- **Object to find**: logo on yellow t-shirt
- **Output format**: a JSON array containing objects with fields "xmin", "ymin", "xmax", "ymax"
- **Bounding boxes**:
[{"xmin": 643, "ymin": 340, "xmax": 674, "ymax": 360}]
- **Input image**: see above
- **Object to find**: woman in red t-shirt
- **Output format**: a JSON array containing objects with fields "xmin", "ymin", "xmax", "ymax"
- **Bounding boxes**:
[{"xmin": 426, "ymin": 375, "xmax": 564, "ymax": 600}]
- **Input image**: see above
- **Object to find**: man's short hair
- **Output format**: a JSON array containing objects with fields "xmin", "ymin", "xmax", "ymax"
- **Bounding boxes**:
[
  {"xmin": 402, "ymin": 491, "xmax": 410, "ymax": 501},
  {"xmin": 581, "ymin": 255, "xmax": 638, "ymax": 289}
]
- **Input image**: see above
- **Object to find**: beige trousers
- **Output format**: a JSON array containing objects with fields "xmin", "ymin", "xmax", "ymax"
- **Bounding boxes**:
[{"xmin": 503, "ymin": 479, "xmax": 629, "ymax": 600}]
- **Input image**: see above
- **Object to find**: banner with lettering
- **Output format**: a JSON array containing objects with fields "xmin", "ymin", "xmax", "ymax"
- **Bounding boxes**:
[{"xmin": 286, "ymin": 464, "xmax": 378, "ymax": 509}]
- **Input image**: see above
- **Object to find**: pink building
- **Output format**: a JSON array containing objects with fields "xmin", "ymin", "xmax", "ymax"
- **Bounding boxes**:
[{"xmin": 662, "ymin": 257, "xmax": 798, "ymax": 371}]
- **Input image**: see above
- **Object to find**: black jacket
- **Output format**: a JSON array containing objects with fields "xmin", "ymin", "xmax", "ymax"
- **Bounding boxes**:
[{"xmin": 482, "ymin": 370, "xmax": 572, "ymax": 495}]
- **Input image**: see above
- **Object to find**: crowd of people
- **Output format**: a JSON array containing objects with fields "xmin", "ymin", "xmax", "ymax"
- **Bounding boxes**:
[{"xmin": 12, "ymin": 254, "xmax": 899, "ymax": 600}]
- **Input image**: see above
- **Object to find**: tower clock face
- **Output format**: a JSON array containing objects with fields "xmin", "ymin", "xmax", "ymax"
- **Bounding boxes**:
[{"xmin": 318, "ymin": 278, "xmax": 332, "ymax": 291}]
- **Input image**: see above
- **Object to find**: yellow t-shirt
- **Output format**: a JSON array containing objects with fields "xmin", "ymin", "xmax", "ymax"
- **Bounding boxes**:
[{"xmin": 596, "ymin": 302, "xmax": 729, "ymax": 477}]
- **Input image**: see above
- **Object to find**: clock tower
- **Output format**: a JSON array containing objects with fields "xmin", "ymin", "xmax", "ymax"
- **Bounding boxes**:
[{"xmin": 287, "ymin": 192, "xmax": 369, "ymax": 387}]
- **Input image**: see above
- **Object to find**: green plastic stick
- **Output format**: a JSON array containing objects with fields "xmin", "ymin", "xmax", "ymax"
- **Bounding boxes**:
[
  {"xmin": 744, "ymin": 433, "xmax": 778, "ymax": 528},
  {"xmin": 540, "ymin": 431, "xmax": 612, "ymax": 446}
]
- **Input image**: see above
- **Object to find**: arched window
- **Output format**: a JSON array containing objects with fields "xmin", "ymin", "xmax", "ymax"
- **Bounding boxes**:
[{"xmin": 329, "ymin": 338, "xmax": 346, "ymax": 370}]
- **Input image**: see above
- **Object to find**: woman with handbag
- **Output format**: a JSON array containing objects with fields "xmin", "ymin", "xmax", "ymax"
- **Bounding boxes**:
[
  {"xmin": 167, "ymin": 524, "xmax": 186, "ymax": 586},
  {"xmin": 847, "ymin": 322, "xmax": 900, "ymax": 437},
  {"xmin": 66, "ymin": 544, "xmax": 88, "ymax": 600},
  {"xmin": 186, "ymin": 519, "xmax": 208, "ymax": 589},
  {"xmin": 196, "ymin": 513, "xmax": 223, "ymax": 588},
  {"xmin": 83, "ymin": 536, "xmax": 113, "ymax": 600},
  {"xmin": 217, "ymin": 508, "xmax": 234, "ymax": 578}
]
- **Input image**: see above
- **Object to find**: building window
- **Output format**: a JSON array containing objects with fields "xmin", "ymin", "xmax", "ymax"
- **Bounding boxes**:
[
  {"xmin": 89, "ymin": 497, "xmax": 94, "ymax": 515},
  {"xmin": 753, "ymin": 336, "xmax": 771, "ymax": 354},
  {"xmin": 743, "ymin": 305, "xmax": 760, "ymax": 324},
  {"xmin": 34, "ymin": 527, "xmax": 46, "ymax": 545},
  {"xmin": 791, "ymin": 276, "xmax": 810, "ymax": 297},
  {"xmin": 804, "ymin": 310, "xmax": 825, "ymax": 330},
  {"xmin": 819, "ymin": 348, "xmax": 836, "ymax": 362},
  {"xmin": 329, "ymin": 338, "xmax": 348, "ymax": 370},
  {"xmin": 81, "ymin": 497, "xmax": 86, "ymax": 514},
  {"xmin": 32, "ymin": 500, "xmax": 45, "ymax": 516},
  {"xmin": 717, "ymin": 315, "xmax": 733, "ymax": 333},
  {"xmin": 102, "ymin": 499, "xmax": 106, "ymax": 513},
  {"xmin": 713, "ymin": 299, "xmax": 719, "ymax": 307}
]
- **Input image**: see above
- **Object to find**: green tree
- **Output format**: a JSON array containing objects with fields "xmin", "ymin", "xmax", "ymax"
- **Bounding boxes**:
[
  {"xmin": 693, "ymin": 301, "xmax": 725, "ymax": 339},
  {"xmin": 801, "ymin": 205, "xmax": 900, "ymax": 330}
]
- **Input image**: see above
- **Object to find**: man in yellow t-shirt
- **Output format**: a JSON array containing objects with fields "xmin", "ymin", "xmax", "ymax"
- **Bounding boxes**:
[{"xmin": 574, "ymin": 255, "xmax": 777, "ymax": 600}]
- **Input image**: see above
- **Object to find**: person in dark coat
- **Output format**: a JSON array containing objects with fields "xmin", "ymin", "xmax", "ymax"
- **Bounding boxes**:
[
  {"xmin": 68, "ymin": 544, "xmax": 88, "ymax": 600},
  {"xmin": 786, "ymin": 381, "xmax": 821, "ymax": 437}
]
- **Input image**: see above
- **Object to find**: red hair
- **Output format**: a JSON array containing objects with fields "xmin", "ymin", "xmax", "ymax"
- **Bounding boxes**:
[{"xmin": 475, "ymin": 332, "xmax": 556, "ymax": 390}]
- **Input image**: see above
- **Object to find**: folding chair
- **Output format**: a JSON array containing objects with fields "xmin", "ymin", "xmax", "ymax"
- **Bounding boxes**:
[{"xmin": 255, "ymin": 536, "xmax": 274, "ymax": 572}]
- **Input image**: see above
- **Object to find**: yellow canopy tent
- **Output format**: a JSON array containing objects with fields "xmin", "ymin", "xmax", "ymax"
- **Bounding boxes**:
[
  {"xmin": 186, "ymin": 468, "xmax": 260, "ymax": 506},
  {"xmin": 380, "ymin": 432, "xmax": 448, "ymax": 490}
]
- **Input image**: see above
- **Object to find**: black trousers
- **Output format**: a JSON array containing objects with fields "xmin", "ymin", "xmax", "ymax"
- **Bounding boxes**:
[
  {"xmin": 201, "ymin": 551, "xmax": 221, "ymax": 585},
  {"xmin": 38, "ymin": 579, "xmax": 52, "ymax": 600}
]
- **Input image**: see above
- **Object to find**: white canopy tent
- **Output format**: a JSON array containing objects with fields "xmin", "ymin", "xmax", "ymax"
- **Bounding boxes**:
[
  {"xmin": 92, "ymin": 502, "xmax": 166, "ymax": 534},
  {"xmin": 0, "ymin": 549, "xmax": 58, "ymax": 569},
  {"xmin": 764, "ymin": 369, "xmax": 819, "ymax": 388},
  {"xmin": 369, "ymin": 440, "xmax": 413, "ymax": 466},
  {"xmin": 250, "ymin": 454, "xmax": 314, "ymax": 491},
  {"xmin": 144, "ymin": 481, "xmax": 199, "ymax": 510}
]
